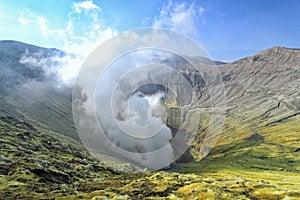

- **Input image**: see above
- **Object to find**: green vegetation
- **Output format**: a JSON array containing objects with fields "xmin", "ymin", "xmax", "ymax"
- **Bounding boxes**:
[
  {"xmin": 171, "ymin": 115, "xmax": 300, "ymax": 199},
  {"xmin": 1, "ymin": 114, "xmax": 299, "ymax": 199}
]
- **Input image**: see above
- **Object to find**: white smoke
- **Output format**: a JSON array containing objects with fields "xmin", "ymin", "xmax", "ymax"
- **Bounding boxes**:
[
  {"xmin": 18, "ymin": 49, "xmax": 81, "ymax": 88},
  {"xmin": 18, "ymin": 48, "xmax": 175, "ymax": 170},
  {"xmin": 88, "ymin": 51, "xmax": 176, "ymax": 169},
  {"xmin": 97, "ymin": 90, "xmax": 174, "ymax": 169},
  {"xmin": 72, "ymin": 46, "xmax": 200, "ymax": 170},
  {"xmin": 17, "ymin": 37, "xmax": 190, "ymax": 169}
]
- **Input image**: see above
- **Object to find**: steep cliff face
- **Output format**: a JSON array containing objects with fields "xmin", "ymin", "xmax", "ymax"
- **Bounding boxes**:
[
  {"xmin": 171, "ymin": 47, "xmax": 300, "ymax": 199},
  {"xmin": 178, "ymin": 46, "xmax": 300, "ymax": 157},
  {"xmin": 221, "ymin": 46, "xmax": 299, "ymax": 115},
  {"xmin": 218, "ymin": 46, "xmax": 299, "ymax": 142}
]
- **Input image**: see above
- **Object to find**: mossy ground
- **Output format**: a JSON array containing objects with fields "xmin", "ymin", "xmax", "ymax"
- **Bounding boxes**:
[
  {"xmin": 0, "ymin": 112, "xmax": 299, "ymax": 199},
  {"xmin": 170, "ymin": 114, "xmax": 300, "ymax": 199}
]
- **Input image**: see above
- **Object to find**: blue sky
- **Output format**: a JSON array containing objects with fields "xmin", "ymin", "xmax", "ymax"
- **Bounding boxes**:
[{"xmin": 0, "ymin": 0, "xmax": 299, "ymax": 61}]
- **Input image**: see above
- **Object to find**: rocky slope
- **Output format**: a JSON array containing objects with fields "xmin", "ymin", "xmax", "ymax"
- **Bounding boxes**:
[
  {"xmin": 0, "ymin": 41, "xmax": 299, "ymax": 199},
  {"xmin": 0, "ymin": 40, "xmax": 75, "ymax": 139},
  {"xmin": 171, "ymin": 46, "xmax": 300, "ymax": 199},
  {"xmin": 1, "ymin": 115, "xmax": 299, "ymax": 199}
]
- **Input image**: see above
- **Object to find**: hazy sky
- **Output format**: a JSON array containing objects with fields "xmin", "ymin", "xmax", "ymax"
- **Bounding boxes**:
[{"xmin": 0, "ymin": 0, "xmax": 299, "ymax": 61}]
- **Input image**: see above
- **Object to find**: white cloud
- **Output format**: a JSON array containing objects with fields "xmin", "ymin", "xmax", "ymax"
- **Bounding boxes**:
[
  {"xmin": 73, "ymin": 0, "xmax": 100, "ymax": 14},
  {"xmin": 17, "ymin": 10, "xmax": 66, "ymax": 38},
  {"xmin": 38, "ymin": 16, "xmax": 50, "ymax": 36},
  {"xmin": 153, "ymin": 0, "xmax": 205, "ymax": 36},
  {"xmin": 18, "ymin": 10, "xmax": 34, "ymax": 26},
  {"xmin": 17, "ymin": 0, "xmax": 117, "ymax": 83}
]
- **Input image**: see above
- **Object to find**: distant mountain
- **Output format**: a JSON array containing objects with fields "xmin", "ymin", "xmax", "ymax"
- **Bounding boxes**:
[
  {"xmin": 0, "ymin": 40, "xmax": 299, "ymax": 149},
  {"xmin": 0, "ymin": 40, "xmax": 65, "ymax": 93},
  {"xmin": 0, "ymin": 41, "xmax": 75, "ymax": 139},
  {"xmin": 220, "ymin": 46, "xmax": 299, "ymax": 128}
]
